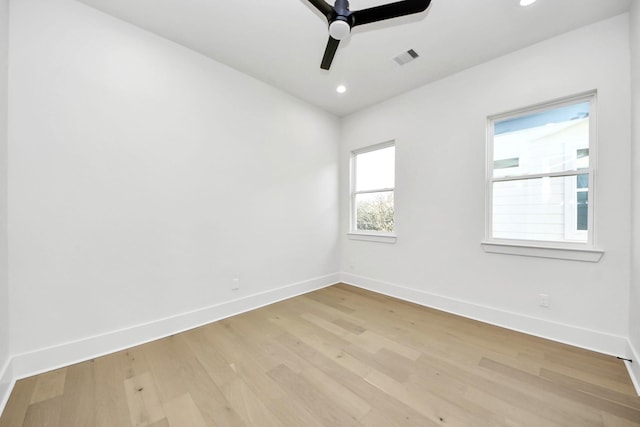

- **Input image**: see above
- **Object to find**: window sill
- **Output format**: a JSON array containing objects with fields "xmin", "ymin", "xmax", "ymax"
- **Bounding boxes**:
[
  {"xmin": 481, "ymin": 241, "xmax": 604, "ymax": 262},
  {"xmin": 348, "ymin": 233, "xmax": 397, "ymax": 244}
]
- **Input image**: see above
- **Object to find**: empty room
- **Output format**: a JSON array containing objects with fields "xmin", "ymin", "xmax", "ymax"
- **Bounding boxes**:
[{"xmin": 0, "ymin": 0, "xmax": 639, "ymax": 425}]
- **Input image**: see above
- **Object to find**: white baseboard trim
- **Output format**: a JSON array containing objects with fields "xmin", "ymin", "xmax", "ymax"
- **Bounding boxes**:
[
  {"xmin": 9, "ymin": 273, "xmax": 339, "ymax": 384},
  {"xmin": 0, "ymin": 357, "xmax": 14, "ymax": 416},
  {"xmin": 625, "ymin": 339, "xmax": 640, "ymax": 396},
  {"xmin": 340, "ymin": 273, "xmax": 629, "ymax": 358}
]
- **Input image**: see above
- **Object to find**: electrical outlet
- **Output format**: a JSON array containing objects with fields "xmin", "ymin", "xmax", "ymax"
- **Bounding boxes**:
[
  {"xmin": 232, "ymin": 278, "xmax": 240, "ymax": 291},
  {"xmin": 539, "ymin": 293, "xmax": 550, "ymax": 308}
]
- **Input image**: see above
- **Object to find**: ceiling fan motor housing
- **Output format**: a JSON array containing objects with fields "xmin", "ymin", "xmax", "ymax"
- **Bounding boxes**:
[{"xmin": 332, "ymin": 0, "xmax": 352, "ymax": 19}]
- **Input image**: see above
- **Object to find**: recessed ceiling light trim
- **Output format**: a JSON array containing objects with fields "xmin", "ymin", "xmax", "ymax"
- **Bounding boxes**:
[{"xmin": 520, "ymin": 0, "xmax": 537, "ymax": 6}]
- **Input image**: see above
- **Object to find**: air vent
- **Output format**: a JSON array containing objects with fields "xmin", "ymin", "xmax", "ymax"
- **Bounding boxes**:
[{"xmin": 393, "ymin": 49, "xmax": 419, "ymax": 66}]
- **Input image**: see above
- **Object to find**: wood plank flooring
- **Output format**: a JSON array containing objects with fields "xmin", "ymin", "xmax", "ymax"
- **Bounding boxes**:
[{"xmin": 1, "ymin": 284, "xmax": 639, "ymax": 426}]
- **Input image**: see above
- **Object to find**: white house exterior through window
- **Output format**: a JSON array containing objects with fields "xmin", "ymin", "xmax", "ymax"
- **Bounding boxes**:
[{"xmin": 484, "ymin": 92, "xmax": 599, "ymax": 260}]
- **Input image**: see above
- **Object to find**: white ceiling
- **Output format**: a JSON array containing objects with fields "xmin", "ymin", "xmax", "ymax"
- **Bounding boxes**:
[{"xmin": 74, "ymin": 0, "xmax": 631, "ymax": 116}]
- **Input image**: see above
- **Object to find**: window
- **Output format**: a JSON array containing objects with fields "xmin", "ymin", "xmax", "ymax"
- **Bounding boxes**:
[
  {"xmin": 485, "ymin": 93, "xmax": 600, "ymax": 259},
  {"xmin": 350, "ymin": 142, "xmax": 395, "ymax": 238}
]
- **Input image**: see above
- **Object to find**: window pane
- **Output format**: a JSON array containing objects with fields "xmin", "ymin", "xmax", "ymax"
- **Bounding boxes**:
[
  {"xmin": 355, "ymin": 146, "xmax": 395, "ymax": 191},
  {"xmin": 493, "ymin": 102, "xmax": 590, "ymax": 178},
  {"xmin": 576, "ymin": 149, "xmax": 589, "ymax": 170},
  {"xmin": 577, "ymin": 192, "xmax": 588, "ymax": 231},
  {"xmin": 494, "ymin": 157, "xmax": 519, "ymax": 170},
  {"xmin": 577, "ymin": 173, "xmax": 588, "ymax": 189},
  {"xmin": 492, "ymin": 176, "xmax": 587, "ymax": 242},
  {"xmin": 355, "ymin": 192, "xmax": 394, "ymax": 232}
]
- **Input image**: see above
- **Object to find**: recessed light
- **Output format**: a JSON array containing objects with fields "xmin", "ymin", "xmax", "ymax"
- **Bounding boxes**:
[
  {"xmin": 336, "ymin": 85, "xmax": 347, "ymax": 94},
  {"xmin": 520, "ymin": 0, "xmax": 537, "ymax": 6}
]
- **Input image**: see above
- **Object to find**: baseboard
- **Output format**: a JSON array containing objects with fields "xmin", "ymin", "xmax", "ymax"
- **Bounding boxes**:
[
  {"xmin": 340, "ymin": 273, "xmax": 629, "ymax": 358},
  {"xmin": 626, "ymin": 339, "xmax": 640, "ymax": 396},
  {"xmin": 9, "ymin": 273, "xmax": 339, "ymax": 382},
  {"xmin": 0, "ymin": 357, "xmax": 14, "ymax": 417}
]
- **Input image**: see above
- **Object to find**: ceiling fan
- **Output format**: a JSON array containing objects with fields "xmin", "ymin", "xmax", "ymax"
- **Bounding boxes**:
[{"xmin": 306, "ymin": 0, "xmax": 432, "ymax": 70}]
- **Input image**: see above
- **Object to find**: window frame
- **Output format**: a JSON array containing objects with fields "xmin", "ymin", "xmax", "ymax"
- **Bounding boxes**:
[
  {"xmin": 349, "ymin": 141, "xmax": 396, "ymax": 242},
  {"xmin": 483, "ymin": 92, "xmax": 603, "ymax": 262}
]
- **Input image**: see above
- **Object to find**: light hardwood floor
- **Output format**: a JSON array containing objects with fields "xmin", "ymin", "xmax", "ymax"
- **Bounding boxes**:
[{"xmin": 1, "ymin": 284, "xmax": 639, "ymax": 426}]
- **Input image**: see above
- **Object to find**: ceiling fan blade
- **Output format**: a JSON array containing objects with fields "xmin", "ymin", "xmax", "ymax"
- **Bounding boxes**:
[
  {"xmin": 352, "ymin": 0, "xmax": 431, "ymax": 27},
  {"xmin": 321, "ymin": 36, "xmax": 340, "ymax": 70},
  {"xmin": 306, "ymin": 0, "xmax": 333, "ymax": 19}
]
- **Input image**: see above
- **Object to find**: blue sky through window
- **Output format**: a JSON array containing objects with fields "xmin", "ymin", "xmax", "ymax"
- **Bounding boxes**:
[{"xmin": 495, "ymin": 102, "xmax": 590, "ymax": 136}]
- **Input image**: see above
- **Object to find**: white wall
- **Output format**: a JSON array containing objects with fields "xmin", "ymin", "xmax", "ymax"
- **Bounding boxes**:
[
  {"xmin": 340, "ymin": 15, "xmax": 631, "ymax": 355},
  {"xmin": 0, "ymin": 0, "xmax": 10, "ymax": 402},
  {"xmin": 7, "ymin": 0, "xmax": 340, "ymax": 370},
  {"xmin": 629, "ymin": 1, "xmax": 640, "ymax": 391}
]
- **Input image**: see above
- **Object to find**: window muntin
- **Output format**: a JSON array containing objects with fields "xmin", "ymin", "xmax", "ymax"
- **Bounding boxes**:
[
  {"xmin": 351, "ymin": 143, "xmax": 395, "ymax": 235},
  {"xmin": 487, "ymin": 94, "xmax": 595, "ymax": 246}
]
